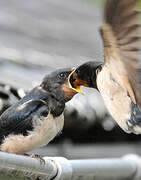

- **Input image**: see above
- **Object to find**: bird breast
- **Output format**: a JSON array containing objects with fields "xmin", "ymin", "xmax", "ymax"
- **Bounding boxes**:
[
  {"xmin": 0, "ymin": 113, "xmax": 64, "ymax": 154},
  {"xmin": 31, "ymin": 113, "xmax": 64, "ymax": 147},
  {"xmin": 97, "ymin": 64, "xmax": 132, "ymax": 133}
]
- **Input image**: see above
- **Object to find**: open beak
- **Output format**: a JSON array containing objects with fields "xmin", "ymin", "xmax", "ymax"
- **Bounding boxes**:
[{"xmin": 68, "ymin": 68, "xmax": 84, "ymax": 94}]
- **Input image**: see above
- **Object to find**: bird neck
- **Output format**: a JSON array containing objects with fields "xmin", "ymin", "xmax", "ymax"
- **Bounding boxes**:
[
  {"xmin": 89, "ymin": 65, "xmax": 102, "ymax": 89},
  {"xmin": 39, "ymin": 85, "xmax": 66, "ymax": 117},
  {"xmin": 48, "ymin": 94, "xmax": 65, "ymax": 117}
]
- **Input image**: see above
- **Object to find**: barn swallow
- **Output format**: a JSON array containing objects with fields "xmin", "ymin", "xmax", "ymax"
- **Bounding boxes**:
[
  {"xmin": 0, "ymin": 68, "xmax": 82, "ymax": 156},
  {"xmin": 72, "ymin": 0, "xmax": 141, "ymax": 134}
]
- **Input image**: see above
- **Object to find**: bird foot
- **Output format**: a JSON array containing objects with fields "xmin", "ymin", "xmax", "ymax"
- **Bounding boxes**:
[
  {"xmin": 126, "ymin": 120, "xmax": 134, "ymax": 132},
  {"xmin": 23, "ymin": 153, "xmax": 45, "ymax": 164},
  {"xmin": 129, "ymin": 103, "xmax": 141, "ymax": 126},
  {"xmin": 125, "ymin": 103, "xmax": 141, "ymax": 134},
  {"xmin": 30, "ymin": 154, "xmax": 45, "ymax": 164}
]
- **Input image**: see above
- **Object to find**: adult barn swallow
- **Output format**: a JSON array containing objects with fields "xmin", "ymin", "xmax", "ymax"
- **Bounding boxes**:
[
  {"xmin": 73, "ymin": 0, "xmax": 141, "ymax": 134},
  {"xmin": 0, "ymin": 68, "xmax": 81, "ymax": 155}
]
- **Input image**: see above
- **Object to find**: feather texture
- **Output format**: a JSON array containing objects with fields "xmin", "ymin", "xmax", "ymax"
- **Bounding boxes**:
[{"xmin": 100, "ymin": 0, "xmax": 141, "ymax": 109}]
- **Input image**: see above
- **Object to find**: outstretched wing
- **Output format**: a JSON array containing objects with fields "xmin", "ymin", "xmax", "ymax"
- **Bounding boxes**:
[
  {"xmin": 100, "ymin": 0, "xmax": 141, "ymax": 108},
  {"xmin": 0, "ymin": 99, "xmax": 49, "ymax": 140}
]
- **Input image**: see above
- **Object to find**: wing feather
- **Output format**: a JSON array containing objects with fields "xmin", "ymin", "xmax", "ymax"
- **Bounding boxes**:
[
  {"xmin": 100, "ymin": 0, "xmax": 141, "ymax": 108},
  {"xmin": 0, "ymin": 99, "xmax": 48, "ymax": 142}
]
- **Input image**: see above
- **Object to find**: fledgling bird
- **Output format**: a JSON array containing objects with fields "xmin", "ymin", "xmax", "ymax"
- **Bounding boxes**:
[
  {"xmin": 72, "ymin": 0, "xmax": 141, "ymax": 134},
  {"xmin": 0, "ymin": 68, "xmax": 81, "ymax": 155}
]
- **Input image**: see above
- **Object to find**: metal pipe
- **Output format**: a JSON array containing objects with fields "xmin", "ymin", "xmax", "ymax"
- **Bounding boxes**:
[
  {"xmin": 0, "ymin": 152, "xmax": 141, "ymax": 180},
  {"xmin": 0, "ymin": 151, "xmax": 57, "ymax": 180},
  {"xmin": 70, "ymin": 158, "xmax": 136, "ymax": 180}
]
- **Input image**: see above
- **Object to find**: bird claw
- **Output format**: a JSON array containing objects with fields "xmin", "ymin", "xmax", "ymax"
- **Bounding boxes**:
[
  {"xmin": 125, "ymin": 103, "xmax": 141, "ymax": 133},
  {"xmin": 126, "ymin": 119, "xmax": 133, "ymax": 128},
  {"xmin": 23, "ymin": 153, "xmax": 45, "ymax": 164},
  {"xmin": 130, "ymin": 103, "xmax": 141, "ymax": 125},
  {"xmin": 125, "ymin": 120, "xmax": 133, "ymax": 133},
  {"xmin": 30, "ymin": 154, "xmax": 45, "ymax": 165}
]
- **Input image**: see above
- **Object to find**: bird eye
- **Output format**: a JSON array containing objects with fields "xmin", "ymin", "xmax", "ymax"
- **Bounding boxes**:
[{"xmin": 59, "ymin": 73, "xmax": 66, "ymax": 78}]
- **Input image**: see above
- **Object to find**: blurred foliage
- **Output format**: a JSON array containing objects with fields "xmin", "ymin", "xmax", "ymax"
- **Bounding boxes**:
[
  {"xmin": 87, "ymin": 0, "xmax": 105, "ymax": 5},
  {"xmin": 88, "ymin": 0, "xmax": 141, "ymax": 23},
  {"xmin": 89, "ymin": 0, "xmax": 141, "ymax": 9},
  {"xmin": 138, "ymin": 0, "xmax": 141, "ymax": 9}
]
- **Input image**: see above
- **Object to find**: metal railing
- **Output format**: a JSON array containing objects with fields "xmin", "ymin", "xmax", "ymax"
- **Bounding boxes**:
[{"xmin": 0, "ymin": 152, "xmax": 141, "ymax": 180}]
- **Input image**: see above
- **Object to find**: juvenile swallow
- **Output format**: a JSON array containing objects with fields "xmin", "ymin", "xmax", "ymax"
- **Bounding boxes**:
[
  {"xmin": 72, "ymin": 0, "xmax": 141, "ymax": 134},
  {"xmin": 0, "ymin": 68, "xmax": 81, "ymax": 156}
]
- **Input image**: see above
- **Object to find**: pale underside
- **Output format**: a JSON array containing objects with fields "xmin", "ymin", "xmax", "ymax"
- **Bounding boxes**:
[
  {"xmin": 97, "ymin": 59, "xmax": 141, "ymax": 134},
  {"xmin": 97, "ymin": 0, "xmax": 141, "ymax": 134},
  {"xmin": 0, "ymin": 113, "xmax": 64, "ymax": 154}
]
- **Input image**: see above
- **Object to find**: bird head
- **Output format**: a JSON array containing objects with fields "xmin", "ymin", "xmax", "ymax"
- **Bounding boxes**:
[
  {"xmin": 41, "ymin": 68, "xmax": 83, "ymax": 102},
  {"xmin": 70, "ymin": 61, "xmax": 103, "ymax": 89}
]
